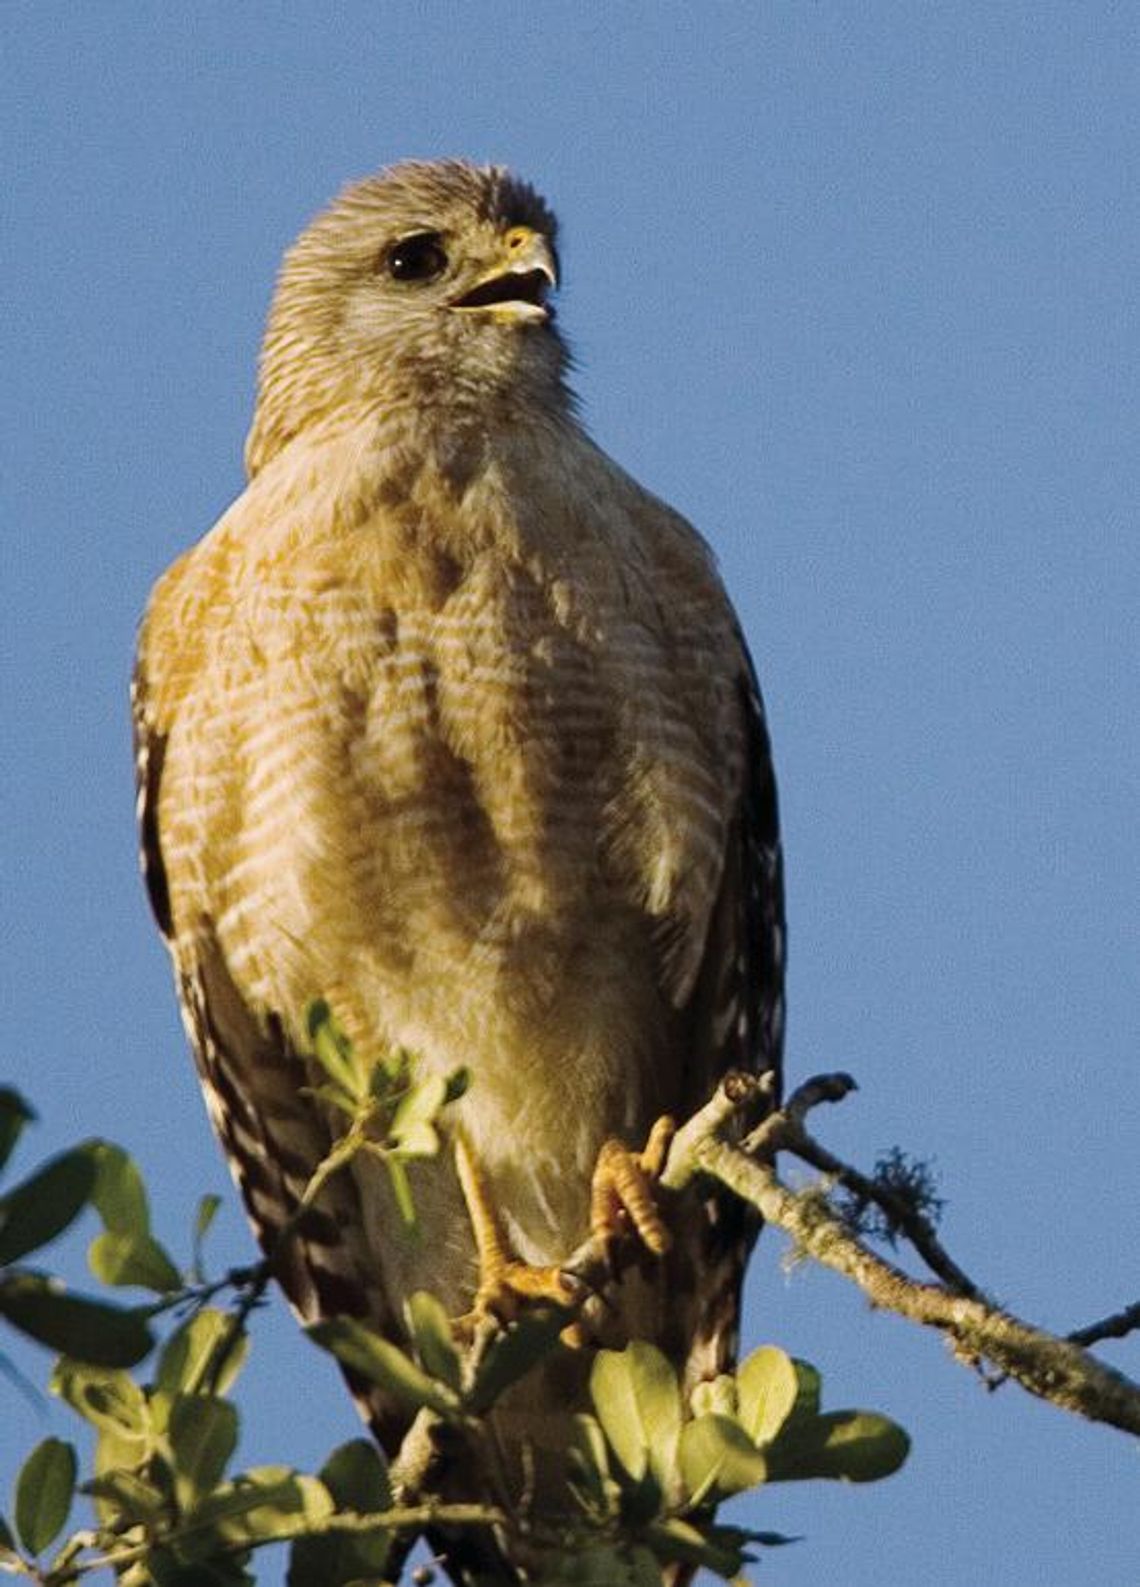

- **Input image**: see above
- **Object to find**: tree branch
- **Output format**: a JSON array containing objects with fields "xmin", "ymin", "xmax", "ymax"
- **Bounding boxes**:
[{"xmin": 662, "ymin": 1073, "xmax": 1140, "ymax": 1439}]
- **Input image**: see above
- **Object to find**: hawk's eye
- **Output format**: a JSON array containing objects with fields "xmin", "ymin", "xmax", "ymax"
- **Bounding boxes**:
[{"xmin": 385, "ymin": 233, "xmax": 448, "ymax": 283}]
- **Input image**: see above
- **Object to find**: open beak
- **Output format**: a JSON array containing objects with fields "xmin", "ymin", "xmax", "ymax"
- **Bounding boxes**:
[{"xmin": 451, "ymin": 227, "xmax": 558, "ymax": 322}]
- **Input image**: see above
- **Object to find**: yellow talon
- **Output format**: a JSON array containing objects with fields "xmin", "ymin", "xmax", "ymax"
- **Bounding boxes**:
[{"xmin": 590, "ymin": 1115, "xmax": 676, "ymax": 1257}]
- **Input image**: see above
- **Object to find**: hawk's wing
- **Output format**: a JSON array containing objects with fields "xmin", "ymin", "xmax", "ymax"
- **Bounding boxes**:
[
  {"xmin": 131, "ymin": 659, "xmax": 411, "ymax": 1451},
  {"xmin": 673, "ymin": 640, "xmax": 785, "ymax": 1387},
  {"xmin": 688, "ymin": 646, "xmax": 784, "ymax": 1095}
]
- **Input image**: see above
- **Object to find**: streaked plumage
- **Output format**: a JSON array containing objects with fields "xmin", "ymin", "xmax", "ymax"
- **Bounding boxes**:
[{"xmin": 134, "ymin": 159, "xmax": 783, "ymax": 1579}]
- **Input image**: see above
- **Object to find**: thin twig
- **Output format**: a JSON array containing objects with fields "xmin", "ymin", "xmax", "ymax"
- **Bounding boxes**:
[{"xmin": 1068, "ymin": 1301, "xmax": 1140, "ymax": 1350}]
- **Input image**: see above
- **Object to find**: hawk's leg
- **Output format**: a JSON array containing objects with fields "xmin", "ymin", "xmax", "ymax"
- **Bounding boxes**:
[
  {"xmin": 454, "ymin": 1131, "xmax": 577, "ymax": 1326},
  {"xmin": 453, "ymin": 1117, "xmax": 677, "ymax": 1338},
  {"xmin": 590, "ymin": 1114, "xmax": 676, "ymax": 1260}
]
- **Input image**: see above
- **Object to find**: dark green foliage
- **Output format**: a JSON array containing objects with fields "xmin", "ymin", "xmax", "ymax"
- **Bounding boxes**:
[
  {"xmin": 0, "ymin": 1098, "xmax": 157, "ymax": 1368},
  {"xmin": 14, "ymin": 1437, "xmax": 77, "ymax": 1555}
]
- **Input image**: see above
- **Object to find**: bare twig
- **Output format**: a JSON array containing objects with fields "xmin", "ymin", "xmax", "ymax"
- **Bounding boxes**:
[{"xmin": 1068, "ymin": 1301, "xmax": 1140, "ymax": 1351}]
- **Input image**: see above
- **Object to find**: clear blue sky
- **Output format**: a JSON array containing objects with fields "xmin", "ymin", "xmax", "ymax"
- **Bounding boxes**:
[{"xmin": 3, "ymin": 5, "xmax": 1136, "ymax": 1583}]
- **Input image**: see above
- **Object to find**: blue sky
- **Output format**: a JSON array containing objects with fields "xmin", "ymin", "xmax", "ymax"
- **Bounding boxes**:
[{"xmin": 3, "ymin": 5, "xmax": 1136, "ymax": 1583}]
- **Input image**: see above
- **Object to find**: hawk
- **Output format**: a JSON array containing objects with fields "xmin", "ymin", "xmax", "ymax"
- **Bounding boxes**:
[{"xmin": 134, "ymin": 159, "xmax": 784, "ymax": 1578}]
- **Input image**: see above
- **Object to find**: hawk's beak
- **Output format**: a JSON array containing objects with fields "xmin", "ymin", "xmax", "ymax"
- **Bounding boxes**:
[{"xmin": 451, "ymin": 227, "xmax": 558, "ymax": 321}]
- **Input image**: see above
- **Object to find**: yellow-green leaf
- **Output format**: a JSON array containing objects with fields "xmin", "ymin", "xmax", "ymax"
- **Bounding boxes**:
[
  {"xmin": 307, "ymin": 1319, "xmax": 460, "ymax": 1418},
  {"xmin": 157, "ymin": 1309, "xmax": 248, "ymax": 1398},
  {"xmin": 169, "ymin": 1396, "xmax": 239, "ymax": 1509},
  {"xmin": 405, "ymin": 1291, "xmax": 461, "ymax": 1391},
  {"xmin": 391, "ymin": 1075, "xmax": 447, "ymax": 1134},
  {"xmin": 89, "ymin": 1231, "xmax": 182, "ymax": 1293},
  {"xmin": 83, "ymin": 1468, "xmax": 167, "ymax": 1523},
  {"xmin": 194, "ymin": 1468, "xmax": 333, "ymax": 1545},
  {"xmin": 288, "ymin": 1440, "xmax": 391, "ymax": 1587},
  {"xmin": 678, "ymin": 1413, "xmax": 768, "ymax": 1505},
  {"xmin": 307, "ymin": 1002, "xmax": 363, "ymax": 1101},
  {"xmin": 566, "ymin": 1414, "xmax": 618, "ymax": 1518},
  {"xmin": 467, "ymin": 1307, "xmax": 568, "ymax": 1414},
  {"xmin": 735, "ymin": 1345, "xmax": 798, "ymax": 1445},
  {"xmin": 91, "ymin": 1144, "xmax": 151, "ymax": 1239},
  {"xmin": 389, "ymin": 1121, "xmax": 438, "ymax": 1159},
  {"xmin": 590, "ymin": 1342, "xmax": 681, "ymax": 1485},
  {"xmin": 690, "ymin": 1373, "xmax": 737, "ymax": 1420},
  {"xmin": 316, "ymin": 1439, "xmax": 390, "ymax": 1514},
  {"xmin": 765, "ymin": 1409, "xmax": 910, "ymax": 1483},
  {"xmin": 52, "ymin": 1361, "xmax": 149, "ymax": 1441}
]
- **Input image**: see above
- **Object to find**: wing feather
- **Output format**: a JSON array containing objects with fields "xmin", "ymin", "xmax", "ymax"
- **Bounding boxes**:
[
  {"xmin": 675, "ymin": 640, "xmax": 785, "ymax": 1387},
  {"xmin": 131, "ymin": 650, "xmax": 410, "ymax": 1450}
]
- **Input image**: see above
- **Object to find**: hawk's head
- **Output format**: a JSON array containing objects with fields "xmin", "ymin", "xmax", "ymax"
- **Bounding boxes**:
[{"xmin": 246, "ymin": 160, "xmax": 570, "ymax": 476}]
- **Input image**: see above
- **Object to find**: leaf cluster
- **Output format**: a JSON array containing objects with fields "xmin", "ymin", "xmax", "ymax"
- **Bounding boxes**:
[
  {"xmin": 308, "ymin": 1302, "xmax": 909, "ymax": 1582},
  {"xmin": 0, "ymin": 1090, "xmax": 165, "ymax": 1371},
  {"xmin": 307, "ymin": 1001, "xmax": 469, "ymax": 1229},
  {"xmin": 1, "ymin": 1069, "xmax": 910, "ymax": 1585}
]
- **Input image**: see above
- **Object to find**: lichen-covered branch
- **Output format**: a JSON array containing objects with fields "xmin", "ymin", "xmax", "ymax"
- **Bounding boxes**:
[{"xmin": 662, "ymin": 1073, "xmax": 1140, "ymax": 1440}]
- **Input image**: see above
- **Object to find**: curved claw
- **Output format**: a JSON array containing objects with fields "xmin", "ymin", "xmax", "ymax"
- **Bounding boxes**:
[{"xmin": 590, "ymin": 1115, "xmax": 677, "ymax": 1257}]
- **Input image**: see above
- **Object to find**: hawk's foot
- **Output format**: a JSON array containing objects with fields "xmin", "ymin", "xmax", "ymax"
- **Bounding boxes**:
[{"xmin": 590, "ymin": 1114, "xmax": 676, "ymax": 1260}]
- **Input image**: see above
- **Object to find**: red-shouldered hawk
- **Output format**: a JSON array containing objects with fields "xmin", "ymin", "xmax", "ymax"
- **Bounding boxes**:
[{"xmin": 134, "ymin": 159, "xmax": 783, "ymax": 1582}]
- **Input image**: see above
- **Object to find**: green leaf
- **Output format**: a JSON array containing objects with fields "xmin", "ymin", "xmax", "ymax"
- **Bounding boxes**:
[
  {"xmin": 736, "ymin": 1526, "xmax": 802, "ymax": 1546},
  {"xmin": 192, "ymin": 1467, "xmax": 333, "ymax": 1545},
  {"xmin": 0, "ymin": 1273, "xmax": 153, "ymax": 1365},
  {"xmin": 194, "ymin": 1194, "xmax": 223, "ymax": 1243},
  {"xmin": 389, "ymin": 1121, "xmax": 438, "ymax": 1159},
  {"xmin": 405, "ymin": 1291, "xmax": 461, "ymax": 1391},
  {"xmin": 83, "ymin": 1468, "xmax": 169, "ymax": 1523},
  {"xmin": 149, "ymin": 1554, "xmax": 251, "ymax": 1587},
  {"xmin": 765, "ymin": 1409, "xmax": 910, "ymax": 1483},
  {"xmin": 307, "ymin": 1001, "xmax": 363, "ymax": 1101},
  {"xmin": 788, "ymin": 1358, "xmax": 822, "ymax": 1425},
  {"xmin": 307, "ymin": 1318, "xmax": 461, "ymax": 1418},
  {"xmin": 534, "ymin": 1543, "xmax": 661, "ymax": 1585},
  {"xmin": 316, "ymin": 1439, "xmax": 390, "ymax": 1514},
  {"xmin": 467, "ymin": 1307, "xmax": 569, "ymax": 1415},
  {"xmin": 157, "ymin": 1309, "xmax": 249, "ymax": 1398},
  {"xmin": 14, "ymin": 1437, "xmax": 76, "ymax": 1555},
  {"xmin": 566, "ymin": 1414, "xmax": 619, "ymax": 1519},
  {"xmin": 589, "ymin": 1342, "xmax": 681, "ymax": 1486},
  {"xmin": 89, "ymin": 1230, "xmax": 182, "ymax": 1293},
  {"xmin": 288, "ymin": 1440, "xmax": 391, "ymax": 1587},
  {"xmin": 690, "ymin": 1372, "xmax": 737, "ymax": 1420},
  {"xmin": 0, "ymin": 1090, "xmax": 35, "ymax": 1175},
  {"xmin": 169, "ymin": 1396, "xmax": 239, "ymax": 1509},
  {"xmin": 735, "ymin": 1345, "xmax": 799, "ymax": 1446},
  {"xmin": 52, "ymin": 1360, "xmax": 149, "ymax": 1440},
  {"xmin": 0, "ymin": 1513, "xmax": 14, "ymax": 1552},
  {"xmin": 443, "ymin": 1067, "xmax": 470, "ymax": 1104},
  {"xmin": 377, "ymin": 1046, "xmax": 411, "ymax": 1091},
  {"xmin": 0, "ymin": 1146, "xmax": 97, "ymax": 1265},
  {"xmin": 678, "ymin": 1413, "xmax": 769, "ymax": 1505},
  {"xmin": 384, "ymin": 1156, "xmax": 417, "ymax": 1228},
  {"xmin": 644, "ymin": 1515, "xmax": 749, "ymax": 1577},
  {"xmin": 193, "ymin": 1194, "xmax": 223, "ymax": 1271},
  {"xmin": 390, "ymin": 1075, "xmax": 447, "ymax": 1136},
  {"xmin": 91, "ymin": 1144, "xmax": 152, "ymax": 1238}
]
